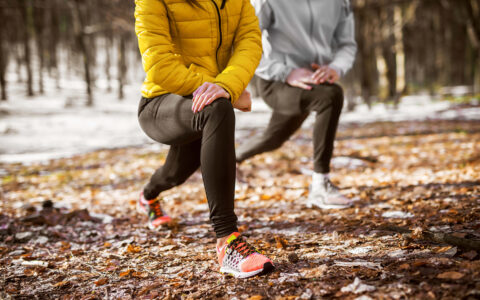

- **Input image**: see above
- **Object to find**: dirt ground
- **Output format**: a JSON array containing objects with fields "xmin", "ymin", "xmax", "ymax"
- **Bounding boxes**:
[{"xmin": 1, "ymin": 114, "xmax": 480, "ymax": 299}]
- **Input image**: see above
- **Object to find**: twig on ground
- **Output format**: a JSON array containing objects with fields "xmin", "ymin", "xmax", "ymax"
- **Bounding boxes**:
[{"xmin": 381, "ymin": 225, "xmax": 480, "ymax": 251}]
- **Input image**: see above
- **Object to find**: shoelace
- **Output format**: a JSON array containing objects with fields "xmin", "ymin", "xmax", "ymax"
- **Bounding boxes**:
[
  {"xmin": 148, "ymin": 200, "xmax": 164, "ymax": 218},
  {"xmin": 228, "ymin": 237, "xmax": 256, "ymax": 258},
  {"xmin": 324, "ymin": 178, "xmax": 340, "ymax": 193}
]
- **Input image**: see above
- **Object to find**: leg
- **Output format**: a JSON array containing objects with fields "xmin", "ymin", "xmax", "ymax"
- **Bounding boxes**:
[
  {"xmin": 143, "ymin": 140, "xmax": 201, "ymax": 200},
  {"xmin": 138, "ymin": 95, "xmax": 237, "ymax": 237},
  {"xmin": 196, "ymin": 100, "xmax": 238, "ymax": 238},
  {"xmin": 302, "ymin": 84, "xmax": 344, "ymax": 173},
  {"xmin": 236, "ymin": 111, "xmax": 308, "ymax": 162},
  {"xmin": 302, "ymin": 84, "xmax": 351, "ymax": 209}
]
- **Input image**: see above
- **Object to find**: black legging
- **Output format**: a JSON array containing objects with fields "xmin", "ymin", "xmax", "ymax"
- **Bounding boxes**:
[
  {"xmin": 236, "ymin": 81, "xmax": 344, "ymax": 173},
  {"xmin": 138, "ymin": 94, "xmax": 237, "ymax": 238}
]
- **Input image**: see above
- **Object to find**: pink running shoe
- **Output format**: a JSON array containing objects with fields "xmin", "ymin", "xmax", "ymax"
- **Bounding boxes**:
[
  {"xmin": 217, "ymin": 232, "xmax": 274, "ymax": 278},
  {"xmin": 138, "ymin": 192, "xmax": 172, "ymax": 230}
]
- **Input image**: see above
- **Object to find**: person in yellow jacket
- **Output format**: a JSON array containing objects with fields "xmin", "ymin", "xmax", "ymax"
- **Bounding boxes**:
[{"xmin": 135, "ymin": 0, "xmax": 274, "ymax": 278}]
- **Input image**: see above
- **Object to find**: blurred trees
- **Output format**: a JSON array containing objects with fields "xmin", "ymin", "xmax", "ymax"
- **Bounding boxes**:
[
  {"xmin": 0, "ymin": 0, "xmax": 136, "ymax": 104},
  {"xmin": 350, "ymin": 0, "xmax": 480, "ymax": 107},
  {"xmin": 0, "ymin": 0, "xmax": 478, "ymax": 105}
]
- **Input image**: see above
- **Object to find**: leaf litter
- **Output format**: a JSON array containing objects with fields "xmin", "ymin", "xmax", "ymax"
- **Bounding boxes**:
[{"xmin": 1, "ymin": 118, "xmax": 480, "ymax": 298}]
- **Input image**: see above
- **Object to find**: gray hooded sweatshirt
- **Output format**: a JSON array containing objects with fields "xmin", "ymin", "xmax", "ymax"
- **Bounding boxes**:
[{"xmin": 251, "ymin": 0, "xmax": 357, "ymax": 82}]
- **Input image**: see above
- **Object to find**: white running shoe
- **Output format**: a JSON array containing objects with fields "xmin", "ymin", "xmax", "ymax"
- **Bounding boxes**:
[{"xmin": 306, "ymin": 177, "xmax": 353, "ymax": 209}]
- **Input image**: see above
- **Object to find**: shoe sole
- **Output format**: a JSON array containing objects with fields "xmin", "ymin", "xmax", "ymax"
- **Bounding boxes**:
[
  {"xmin": 220, "ymin": 262, "xmax": 275, "ymax": 279},
  {"xmin": 306, "ymin": 199, "xmax": 353, "ymax": 209}
]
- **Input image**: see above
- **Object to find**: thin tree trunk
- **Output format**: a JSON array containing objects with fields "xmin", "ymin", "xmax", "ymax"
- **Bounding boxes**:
[
  {"xmin": 117, "ymin": 33, "xmax": 127, "ymax": 100},
  {"xmin": 72, "ymin": 0, "xmax": 93, "ymax": 106},
  {"xmin": 105, "ymin": 35, "xmax": 112, "ymax": 93},
  {"xmin": 33, "ymin": 0, "xmax": 45, "ymax": 94},
  {"xmin": 0, "ymin": 7, "xmax": 7, "ymax": 101},
  {"xmin": 19, "ymin": 0, "xmax": 34, "ymax": 97}
]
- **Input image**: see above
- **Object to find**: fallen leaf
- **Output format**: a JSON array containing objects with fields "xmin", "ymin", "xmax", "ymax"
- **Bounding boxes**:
[
  {"xmin": 437, "ymin": 271, "xmax": 464, "ymax": 280},
  {"xmin": 126, "ymin": 244, "xmax": 142, "ymax": 254},
  {"xmin": 94, "ymin": 278, "xmax": 108, "ymax": 286},
  {"xmin": 53, "ymin": 281, "xmax": 69, "ymax": 287},
  {"xmin": 119, "ymin": 269, "xmax": 132, "ymax": 277},
  {"xmin": 460, "ymin": 251, "xmax": 477, "ymax": 260},
  {"xmin": 274, "ymin": 236, "xmax": 287, "ymax": 249},
  {"xmin": 248, "ymin": 296, "xmax": 263, "ymax": 300}
]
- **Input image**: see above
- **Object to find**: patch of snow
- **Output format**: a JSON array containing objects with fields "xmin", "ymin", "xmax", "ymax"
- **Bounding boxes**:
[
  {"xmin": 348, "ymin": 246, "xmax": 373, "ymax": 255},
  {"xmin": 334, "ymin": 261, "xmax": 382, "ymax": 269},
  {"xmin": 341, "ymin": 277, "xmax": 376, "ymax": 294},
  {"xmin": 382, "ymin": 211, "xmax": 414, "ymax": 219},
  {"xmin": 2, "ymin": 71, "xmax": 479, "ymax": 164},
  {"xmin": 388, "ymin": 249, "xmax": 407, "ymax": 258}
]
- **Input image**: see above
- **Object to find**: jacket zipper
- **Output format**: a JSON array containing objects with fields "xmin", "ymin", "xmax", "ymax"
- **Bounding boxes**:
[{"xmin": 211, "ymin": 0, "xmax": 223, "ymax": 71}]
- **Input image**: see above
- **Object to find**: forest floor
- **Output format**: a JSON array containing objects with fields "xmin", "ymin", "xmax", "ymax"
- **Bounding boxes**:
[{"xmin": 1, "ymin": 100, "xmax": 480, "ymax": 299}]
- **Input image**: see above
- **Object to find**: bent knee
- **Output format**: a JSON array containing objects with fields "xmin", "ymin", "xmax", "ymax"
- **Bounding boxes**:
[
  {"xmin": 310, "ymin": 84, "xmax": 344, "ymax": 111},
  {"xmin": 208, "ymin": 98, "xmax": 235, "ymax": 120}
]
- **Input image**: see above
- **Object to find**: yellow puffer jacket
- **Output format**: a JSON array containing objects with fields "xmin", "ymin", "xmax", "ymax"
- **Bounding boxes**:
[{"xmin": 135, "ymin": 0, "xmax": 262, "ymax": 103}]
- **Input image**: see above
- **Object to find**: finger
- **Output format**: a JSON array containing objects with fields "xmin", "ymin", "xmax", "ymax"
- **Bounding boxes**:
[
  {"xmin": 293, "ymin": 80, "xmax": 312, "ymax": 90},
  {"xmin": 197, "ymin": 93, "xmax": 217, "ymax": 112},
  {"xmin": 312, "ymin": 66, "xmax": 329, "ymax": 82},
  {"xmin": 193, "ymin": 83, "xmax": 209, "ymax": 100},
  {"xmin": 312, "ymin": 69, "xmax": 325, "ymax": 83},
  {"xmin": 193, "ymin": 84, "xmax": 216, "ymax": 112},
  {"xmin": 192, "ymin": 84, "xmax": 209, "ymax": 111}
]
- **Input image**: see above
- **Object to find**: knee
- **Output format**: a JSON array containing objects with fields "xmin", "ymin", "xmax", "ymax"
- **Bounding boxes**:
[
  {"xmin": 207, "ymin": 98, "xmax": 235, "ymax": 125},
  {"xmin": 328, "ymin": 84, "xmax": 344, "ymax": 109}
]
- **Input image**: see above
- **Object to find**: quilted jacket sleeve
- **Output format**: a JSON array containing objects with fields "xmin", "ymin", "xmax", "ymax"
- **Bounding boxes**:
[
  {"xmin": 135, "ymin": 0, "xmax": 215, "ymax": 96},
  {"xmin": 213, "ymin": 0, "xmax": 262, "ymax": 103}
]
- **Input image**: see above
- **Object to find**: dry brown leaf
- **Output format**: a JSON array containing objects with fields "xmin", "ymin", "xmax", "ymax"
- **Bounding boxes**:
[
  {"xmin": 103, "ymin": 242, "xmax": 112, "ymax": 248},
  {"xmin": 94, "ymin": 278, "xmax": 108, "ymax": 286},
  {"xmin": 126, "ymin": 244, "xmax": 142, "ymax": 254},
  {"xmin": 119, "ymin": 269, "xmax": 132, "ymax": 277},
  {"xmin": 274, "ymin": 236, "xmax": 287, "ymax": 249},
  {"xmin": 53, "ymin": 281, "xmax": 69, "ymax": 287},
  {"xmin": 437, "ymin": 271, "xmax": 464, "ymax": 280},
  {"xmin": 435, "ymin": 246, "xmax": 454, "ymax": 253},
  {"xmin": 411, "ymin": 227, "xmax": 423, "ymax": 239},
  {"xmin": 248, "ymin": 296, "xmax": 263, "ymax": 300}
]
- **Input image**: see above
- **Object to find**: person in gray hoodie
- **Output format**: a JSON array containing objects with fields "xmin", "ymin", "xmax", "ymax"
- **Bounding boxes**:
[{"xmin": 237, "ymin": 0, "xmax": 357, "ymax": 209}]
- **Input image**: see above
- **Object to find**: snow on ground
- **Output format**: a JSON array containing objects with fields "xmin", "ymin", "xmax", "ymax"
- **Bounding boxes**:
[{"xmin": 1, "ymin": 76, "xmax": 479, "ymax": 164}]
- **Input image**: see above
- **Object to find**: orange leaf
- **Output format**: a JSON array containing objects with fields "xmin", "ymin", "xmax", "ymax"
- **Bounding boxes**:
[
  {"xmin": 53, "ymin": 281, "xmax": 69, "ymax": 287},
  {"xmin": 437, "ymin": 271, "xmax": 464, "ymax": 280},
  {"xmin": 119, "ymin": 269, "xmax": 132, "ymax": 277},
  {"xmin": 126, "ymin": 244, "xmax": 142, "ymax": 254},
  {"xmin": 261, "ymin": 194, "xmax": 271, "ymax": 200},
  {"xmin": 94, "ymin": 278, "xmax": 108, "ymax": 286}
]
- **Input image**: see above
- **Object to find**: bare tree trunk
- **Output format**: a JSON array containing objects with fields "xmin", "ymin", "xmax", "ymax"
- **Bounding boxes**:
[
  {"xmin": 72, "ymin": 0, "xmax": 93, "ymax": 106},
  {"xmin": 105, "ymin": 35, "xmax": 112, "ymax": 93},
  {"xmin": 33, "ymin": 0, "xmax": 45, "ymax": 94},
  {"xmin": 117, "ymin": 33, "xmax": 127, "ymax": 100},
  {"xmin": 464, "ymin": 0, "xmax": 480, "ymax": 93},
  {"xmin": 381, "ymin": 6, "xmax": 397, "ymax": 101},
  {"xmin": 0, "ymin": 5, "xmax": 7, "ymax": 101},
  {"xmin": 19, "ymin": 0, "xmax": 34, "ymax": 97}
]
